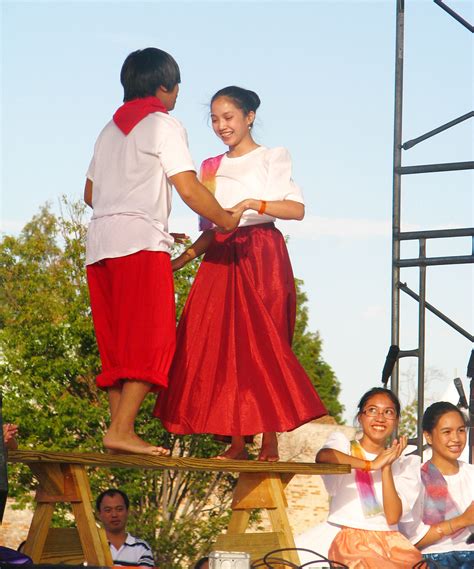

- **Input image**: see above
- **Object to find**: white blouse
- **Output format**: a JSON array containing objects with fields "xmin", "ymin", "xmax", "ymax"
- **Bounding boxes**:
[
  {"xmin": 209, "ymin": 146, "xmax": 304, "ymax": 227},
  {"xmin": 320, "ymin": 431, "xmax": 421, "ymax": 531},
  {"xmin": 399, "ymin": 461, "xmax": 474, "ymax": 554}
]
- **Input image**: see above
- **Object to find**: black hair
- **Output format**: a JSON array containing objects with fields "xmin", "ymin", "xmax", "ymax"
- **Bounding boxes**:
[
  {"xmin": 356, "ymin": 387, "xmax": 401, "ymax": 418},
  {"xmin": 193, "ymin": 557, "xmax": 209, "ymax": 569},
  {"xmin": 96, "ymin": 488, "xmax": 130, "ymax": 511},
  {"xmin": 211, "ymin": 86, "xmax": 260, "ymax": 124},
  {"xmin": 422, "ymin": 401, "xmax": 467, "ymax": 433},
  {"xmin": 121, "ymin": 47, "xmax": 181, "ymax": 102}
]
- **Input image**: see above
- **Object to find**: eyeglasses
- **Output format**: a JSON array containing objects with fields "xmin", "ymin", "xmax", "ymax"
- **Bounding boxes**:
[{"xmin": 362, "ymin": 406, "xmax": 397, "ymax": 420}]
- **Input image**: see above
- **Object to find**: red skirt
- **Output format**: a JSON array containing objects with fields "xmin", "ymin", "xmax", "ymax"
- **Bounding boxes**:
[{"xmin": 154, "ymin": 224, "xmax": 327, "ymax": 436}]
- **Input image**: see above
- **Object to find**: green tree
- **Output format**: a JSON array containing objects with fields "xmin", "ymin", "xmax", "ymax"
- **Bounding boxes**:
[
  {"xmin": 0, "ymin": 201, "xmax": 342, "ymax": 566},
  {"xmin": 292, "ymin": 280, "xmax": 343, "ymax": 421}
]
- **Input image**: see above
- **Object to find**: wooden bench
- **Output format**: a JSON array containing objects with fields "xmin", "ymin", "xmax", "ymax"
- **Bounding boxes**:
[{"xmin": 8, "ymin": 450, "xmax": 350, "ymax": 566}]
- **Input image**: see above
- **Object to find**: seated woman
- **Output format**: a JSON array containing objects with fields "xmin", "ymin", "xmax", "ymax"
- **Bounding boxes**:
[
  {"xmin": 400, "ymin": 401, "xmax": 474, "ymax": 568},
  {"xmin": 316, "ymin": 387, "xmax": 422, "ymax": 568}
]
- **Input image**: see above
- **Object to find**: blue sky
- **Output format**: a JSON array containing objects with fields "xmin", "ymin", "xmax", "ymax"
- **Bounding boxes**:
[{"xmin": 1, "ymin": 0, "xmax": 473, "ymax": 422}]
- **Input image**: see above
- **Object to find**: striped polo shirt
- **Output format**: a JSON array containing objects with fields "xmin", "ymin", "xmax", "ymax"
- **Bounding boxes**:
[{"xmin": 110, "ymin": 533, "xmax": 155, "ymax": 567}]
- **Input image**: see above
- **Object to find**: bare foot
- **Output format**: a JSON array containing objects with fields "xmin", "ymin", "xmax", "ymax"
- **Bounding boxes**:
[
  {"xmin": 258, "ymin": 432, "xmax": 279, "ymax": 462},
  {"xmin": 214, "ymin": 447, "xmax": 249, "ymax": 461},
  {"xmin": 103, "ymin": 431, "xmax": 170, "ymax": 456},
  {"xmin": 258, "ymin": 450, "xmax": 279, "ymax": 462}
]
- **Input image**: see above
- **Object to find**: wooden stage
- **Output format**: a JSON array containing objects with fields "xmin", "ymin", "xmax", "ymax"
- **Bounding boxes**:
[{"xmin": 8, "ymin": 450, "xmax": 350, "ymax": 566}]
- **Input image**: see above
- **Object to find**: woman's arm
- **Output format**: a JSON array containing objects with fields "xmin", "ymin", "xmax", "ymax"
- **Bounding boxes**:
[
  {"xmin": 415, "ymin": 502, "xmax": 474, "ymax": 548},
  {"xmin": 316, "ymin": 448, "xmax": 368, "ymax": 470},
  {"xmin": 381, "ymin": 465, "xmax": 403, "ymax": 524},
  {"xmin": 84, "ymin": 178, "xmax": 93, "ymax": 208},
  {"xmin": 380, "ymin": 437, "xmax": 408, "ymax": 524},
  {"xmin": 229, "ymin": 198, "xmax": 304, "ymax": 221},
  {"xmin": 171, "ymin": 230, "xmax": 215, "ymax": 272}
]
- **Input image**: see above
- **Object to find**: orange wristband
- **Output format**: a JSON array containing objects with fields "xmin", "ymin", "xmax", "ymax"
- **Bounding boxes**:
[
  {"xmin": 363, "ymin": 460, "xmax": 372, "ymax": 472},
  {"xmin": 258, "ymin": 200, "xmax": 267, "ymax": 215}
]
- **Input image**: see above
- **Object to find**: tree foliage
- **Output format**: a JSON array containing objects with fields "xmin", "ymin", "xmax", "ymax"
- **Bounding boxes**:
[
  {"xmin": 0, "ymin": 201, "xmax": 342, "ymax": 566},
  {"xmin": 293, "ymin": 280, "xmax": 343, "ymax": 421}
]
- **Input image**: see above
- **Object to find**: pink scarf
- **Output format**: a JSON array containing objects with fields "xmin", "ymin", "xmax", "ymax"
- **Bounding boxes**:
[
  {"xmin": 351, "ymin": 440, "xmax": 383, "ymax": 518},
  {"xmin": 421, "ymin": 460, "xmax": 460, "ymax": 525},
  {"xmin": 113, "ymin": 96, "xmax": 168, "ymax": 135},
  {"xmin": 198, "ymin": 154, "xmax": 225, "ymax": 231}
]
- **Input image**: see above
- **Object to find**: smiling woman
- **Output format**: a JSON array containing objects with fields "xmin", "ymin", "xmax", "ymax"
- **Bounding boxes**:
[
  {"xmin": 399, "ymin": 402, "xmax": 474, "ymax": 568},
  {"xmin": 315, "ymin": 387, "xmax": 423, "ymax": 568},
  {"xmin": 154, "ymin": 85, "xmax": 326, "ymax": 461}
]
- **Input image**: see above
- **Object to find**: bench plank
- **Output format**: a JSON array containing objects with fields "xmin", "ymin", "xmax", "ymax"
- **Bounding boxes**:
[{"xmin": 8, "ymin": 450, "xmax": 350, "ymax": 475}]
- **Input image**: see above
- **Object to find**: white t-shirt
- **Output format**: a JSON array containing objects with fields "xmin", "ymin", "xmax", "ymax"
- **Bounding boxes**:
[
  {"xmin": 209, "ymin": 146, "xmax": 304, "ymax": 227},
  {"xmin": 399, "ymin": 461, "xmax": 474, "ymax": 554},
  {"xmin": 86, "ymin": 113, "xmax": 196, "ymax": 265},
  {"xmin": 109, "ymin": 533, "xmax": 154, "ymax": 567},
  {"xmin": 320, "ymin": 431, "xmax": 420, "ymax": 531}
]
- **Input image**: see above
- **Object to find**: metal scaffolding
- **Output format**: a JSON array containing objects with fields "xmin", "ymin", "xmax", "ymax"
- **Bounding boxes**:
[{"xmin": 389, "ymin": 0, "xmax": 474, "ymax": 457}]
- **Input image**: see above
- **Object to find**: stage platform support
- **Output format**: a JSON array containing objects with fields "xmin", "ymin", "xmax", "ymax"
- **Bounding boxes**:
[{"xmin": 8, "ymin": 450, "xmax": 350, "ymax": 566}]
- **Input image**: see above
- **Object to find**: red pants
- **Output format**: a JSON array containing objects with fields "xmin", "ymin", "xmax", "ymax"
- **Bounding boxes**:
[{"xmin": 87, "ymin": 251, "xmax": 176, "ymax": 391}]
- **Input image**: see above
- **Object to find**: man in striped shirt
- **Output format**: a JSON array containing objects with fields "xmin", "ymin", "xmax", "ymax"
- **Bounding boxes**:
[{"xmin": 96, "ymin": 489, "xmax": 155, "ymax": 567}]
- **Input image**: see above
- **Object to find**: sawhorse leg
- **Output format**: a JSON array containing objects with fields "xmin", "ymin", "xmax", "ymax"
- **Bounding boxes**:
[
  {"xmin": 22, "ymin": 462, "xmax": 112, "ymax": 566},
  {"xmin": 215, "ymin": 472, "xmax": 300, "ymax": 566}
]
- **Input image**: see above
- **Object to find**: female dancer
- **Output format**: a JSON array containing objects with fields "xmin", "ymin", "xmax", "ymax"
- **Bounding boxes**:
[
  {"xmin": 316, "ymin": 387, "xmax": 422, "ymax": 568},
  {"xmin": 154, "ymin": 86, "xmax": 327, "ymax": 460},
  {"xmin": 401, "ymin": 401, "xmax": 474, "ymax": 567}
]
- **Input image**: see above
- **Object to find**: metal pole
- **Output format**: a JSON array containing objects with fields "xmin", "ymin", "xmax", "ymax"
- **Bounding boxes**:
[
  {"xmin": 391, "ymin": 0, "xmax": 405, "ymax": 397},
  {"xmin": 417, "ymin": 239, "xmax": 427, "ymax": 456}
]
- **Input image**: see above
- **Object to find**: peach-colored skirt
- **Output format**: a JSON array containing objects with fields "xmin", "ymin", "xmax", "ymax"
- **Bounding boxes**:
[{"xmin": 328, "ymin": 527, "xmax": 423, "ymax": 568}]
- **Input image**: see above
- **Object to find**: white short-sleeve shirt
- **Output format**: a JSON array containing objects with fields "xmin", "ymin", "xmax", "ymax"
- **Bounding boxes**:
[
  {"xmin": 320, "ymin": 431, "xmax": 421, "ymax": 531},
  {"xmin": 211, "ymin": 146, "xmax": 304, "ymax": 227},
  {"xmin": 399, "ymin": 461, "xmax": 474, "ymax": 554},
  {"xmin": 86, "ymin": 113, "xmax": 196, "ymax": 265}
]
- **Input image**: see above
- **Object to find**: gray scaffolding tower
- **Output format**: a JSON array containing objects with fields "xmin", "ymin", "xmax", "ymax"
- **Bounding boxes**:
[{"xmin": 390, "ymin": 0, "xmax": 474, "ymax": 456}]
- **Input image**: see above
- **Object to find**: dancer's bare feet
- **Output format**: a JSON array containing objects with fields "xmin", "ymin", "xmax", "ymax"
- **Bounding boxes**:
[
  {"xmin": 103, "ymin": 430, "xmax": 170, "ymax": 456},
  {"xmin": 214, "ymin": 448, "xmax": 249, "ymax": 460},
  {"xmin": 214, "ymin": 435, "xmax": 248, "ymax": 460},
  {"xmin": 258, "ymin": 432, "xmax": 279, "ymax": 462}
]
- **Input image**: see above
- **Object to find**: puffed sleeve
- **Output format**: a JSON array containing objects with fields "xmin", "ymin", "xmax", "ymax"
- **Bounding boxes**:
[
  {"xmin": 265, "ymin": 147, "xmax": 305, "ymax": 203},
  {"xmin": 393, "ymin": 454, "xmax": 422, "ymax": 517},
  {"xmin": 319, "ymin": 431, "xmax": 351, "ymax": 496}
]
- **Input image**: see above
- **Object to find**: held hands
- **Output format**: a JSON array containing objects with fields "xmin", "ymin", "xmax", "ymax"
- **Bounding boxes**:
[
  {"xmin": 215, "ymin": 209, "xmax": 242, "ymax": 233},
  {"xmin": 226, "ymin": 199, "xmax": 255, "ymax": 216},
  {"xmin": 371, "ymin": 435, "xmax": 408, "ymax": 470},
  {"xmin": 170, "ymin": 232, "xmax": 189, "ymax": 245}
]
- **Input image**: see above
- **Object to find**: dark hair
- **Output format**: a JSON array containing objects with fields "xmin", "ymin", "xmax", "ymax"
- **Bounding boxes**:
[
  {"xmin": 357, "ymin": 387, "xmax": 401, "ymax": 418},
  {"xmin": 193, "ymin": 557, "xmax": 209, "ymax": 569},
  {"xmin": 422, "ymin": 401, "xmax": 466, "ymax": 433},
  {"xmin": 211, "ymin": 86, "xmax": 261, "ymax": 123},
  {"xmin": 121, "ymin": 47, "xmax": 181, "ymax": 102},
  {"xmin": 96, "ymin": 488, "xmax": 130, "ymax": 511}
]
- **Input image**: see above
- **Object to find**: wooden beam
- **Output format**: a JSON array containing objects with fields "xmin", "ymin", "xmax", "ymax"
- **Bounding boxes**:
[{"xmin": 8, "ymin": 450, "xmax": 350, "ymax": 475}]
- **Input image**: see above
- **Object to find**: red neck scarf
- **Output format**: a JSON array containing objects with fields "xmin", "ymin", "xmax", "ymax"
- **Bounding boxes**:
[{"xmin": 113, "ymin": 96, "xmax": 168, "ymax": 135}]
